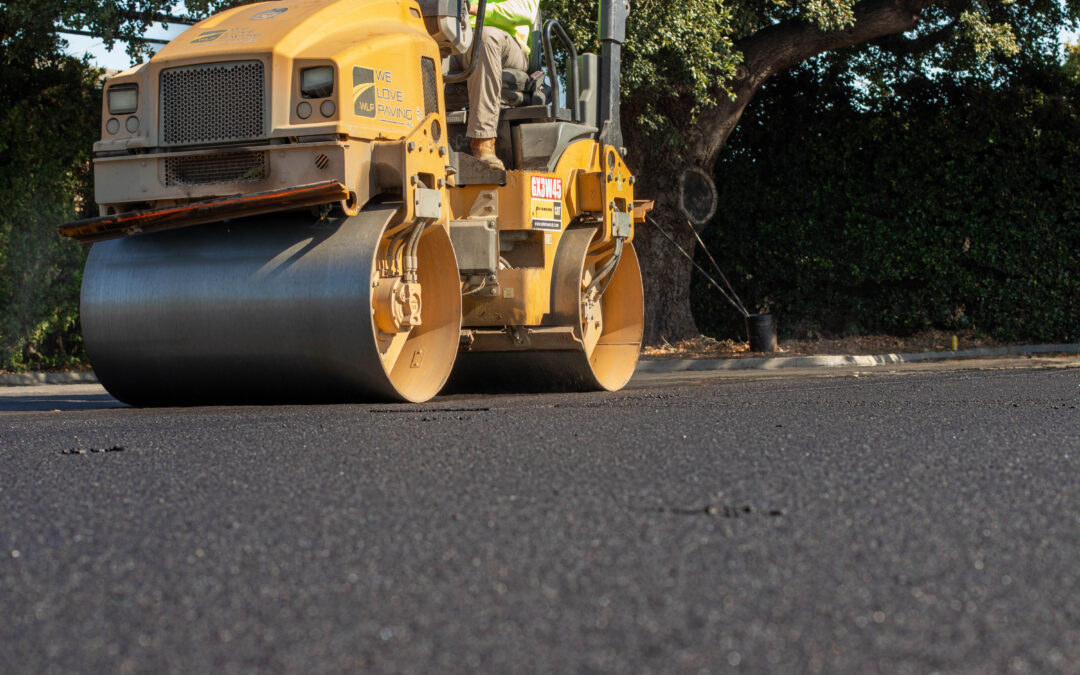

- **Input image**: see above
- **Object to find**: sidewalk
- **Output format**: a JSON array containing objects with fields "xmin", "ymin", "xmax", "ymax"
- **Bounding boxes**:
[
  {"xmin": 636, "ymin": 343, "xmax": 1080, "ymax": 374},
  {"xmin": 1, "ymin": 343, "xmax": 1076, "ymax": 386}
]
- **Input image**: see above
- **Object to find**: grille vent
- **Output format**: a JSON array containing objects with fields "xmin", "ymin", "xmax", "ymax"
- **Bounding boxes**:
[
  {"xmin": 421, "ymin": 57, "xmax": 438, "ymax": 117},
  {"xmin": 160, "ymin": 61, "xmax": 265, "ymax": 145},
  {"xmin": 164, "ymin": 152, "xmax": 267, "ymax": 187}
]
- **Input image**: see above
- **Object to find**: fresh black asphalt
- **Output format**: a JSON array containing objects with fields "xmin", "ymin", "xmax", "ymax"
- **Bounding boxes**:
[{"xmin": 1, "ymin": 365, "xmax": 1078, "ymax": 673}]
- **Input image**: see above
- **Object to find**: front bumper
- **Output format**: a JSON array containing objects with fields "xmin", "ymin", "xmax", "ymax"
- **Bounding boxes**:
[
  {"xmin": 59, "ymin": 180, "xmax": 350, "ymax": 244},
  {"xmin": 93, "ymin": 140, "xmax": 364, "ymax": 210}
]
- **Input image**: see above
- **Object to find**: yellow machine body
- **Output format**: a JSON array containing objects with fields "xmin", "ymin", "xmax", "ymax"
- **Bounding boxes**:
[
  {"xmin": 93, "ymin": 0, "xmax": 443, "ymax": 214},
  {"xmin": 61, "ymin": 0, "xmax": 646, "ymax": 404}
]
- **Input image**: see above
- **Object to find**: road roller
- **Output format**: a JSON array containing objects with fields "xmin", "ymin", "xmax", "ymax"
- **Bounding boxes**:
[{"xmin": 59, "ymin": 0, "xmax": 648, "ymax": 404}]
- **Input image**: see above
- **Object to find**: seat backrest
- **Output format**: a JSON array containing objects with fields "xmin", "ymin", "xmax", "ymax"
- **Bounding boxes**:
[{"xmin": 527, "ymin": 11, "xmax": 543, "ymax": 73}]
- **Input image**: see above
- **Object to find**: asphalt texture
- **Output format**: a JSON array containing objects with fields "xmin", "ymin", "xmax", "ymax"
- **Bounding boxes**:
[{"xmin": 1, "ymin": 360, "xmax": 1079, "ymax": 674}]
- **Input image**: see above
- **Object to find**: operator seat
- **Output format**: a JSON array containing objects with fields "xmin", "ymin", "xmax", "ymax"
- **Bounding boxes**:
[{"xmin": 444, "ymin": 12, "xmax": 548, "ymax": 110}]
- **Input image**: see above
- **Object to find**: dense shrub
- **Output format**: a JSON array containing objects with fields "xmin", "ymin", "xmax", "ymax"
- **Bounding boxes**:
[
  {"xmin": 695, "ymin": 64, "xmax": 1080, "ymax": 343},
  {"xmin": 0, "ymin": 48, "xmax": 100, "ymax": 370}
]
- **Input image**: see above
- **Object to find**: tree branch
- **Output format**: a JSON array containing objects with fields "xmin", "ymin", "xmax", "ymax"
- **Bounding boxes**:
[
  {"xmin": 739, "ymin": 0, "xmax": 928, "ymax": 82},
  {"xmin": 687, "ymin": 0, "xmax": 930, "ymax": 168},
  {"xmin": 870, "ymin": 20, "xmax": 956, "ymax": 57},
  {"xmin": 119, "ymin": 12, "xmax": 198, "ymax": 26},
  {"xmin": 58, "ymin": 28, "xmax": 171, "ymax": 44}
]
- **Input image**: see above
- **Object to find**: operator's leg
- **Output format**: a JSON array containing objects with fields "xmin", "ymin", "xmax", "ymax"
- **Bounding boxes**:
[{"xmin": 466, "ymin": 28, "xmax": 528, "ymax": 171}]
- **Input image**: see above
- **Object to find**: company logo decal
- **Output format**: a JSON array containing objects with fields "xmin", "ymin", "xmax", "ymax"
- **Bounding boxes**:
[
  {"xmin": 352, "ymin": 67, "xmax": 413, "ymax": 125},
  {"xmin": 250, "ymin": 8, "xmax": 288, "ymax": 20},
  {"xmin": 191, "ymin": 29, "xmax": 226, "ymax": 44},
  {"xmin": 531, "ymin": 176, "xmax": 563, "ymax": 200},
  {"xmin": 353, "ymin": 67, "xmax": 376, "ymax": 118},
  {"xmin": 531, "ymin": 198, "xmax": 563, "ymax": 231},
  {"xmin": 191, "ymin": 27, "xmax": 258, "ymax": 44}
]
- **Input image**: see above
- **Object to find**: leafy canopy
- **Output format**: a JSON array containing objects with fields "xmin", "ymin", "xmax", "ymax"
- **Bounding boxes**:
[
  {"xmin": 539, "ymin": 0, "xmax": 1078, "ymax": 155},
  {"xmin": 0, "ymin": 0, "xmax": 244, "ymax": 62}
]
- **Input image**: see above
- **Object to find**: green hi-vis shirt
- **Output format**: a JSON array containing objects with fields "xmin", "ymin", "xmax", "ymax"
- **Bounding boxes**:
[{"xmin": 469, "ymin": 0, "xmax": 541, "ymax": 55}]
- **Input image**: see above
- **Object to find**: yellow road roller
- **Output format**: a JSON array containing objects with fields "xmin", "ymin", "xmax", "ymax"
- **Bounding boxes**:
[{"xmin": 59, "ymin": 0, "xmax": 647, "ymax": 404}]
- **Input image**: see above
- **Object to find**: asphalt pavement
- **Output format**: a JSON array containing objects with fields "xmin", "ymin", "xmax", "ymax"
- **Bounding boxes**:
[{"xmin": 1, "ymin": 358, "xmax": 1078, "ymax": 673}]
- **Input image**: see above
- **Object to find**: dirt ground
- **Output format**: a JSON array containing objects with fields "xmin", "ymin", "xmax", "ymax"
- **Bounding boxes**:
[{"xmin": 641, "ymin": 329, "xmax": 1022, "ymax": 360}]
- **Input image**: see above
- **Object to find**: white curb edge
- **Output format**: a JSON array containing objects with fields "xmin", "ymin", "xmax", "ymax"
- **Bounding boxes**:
[{"xmin": 635, "ymin": 343, "xmax": 1080, "ymax": 374}]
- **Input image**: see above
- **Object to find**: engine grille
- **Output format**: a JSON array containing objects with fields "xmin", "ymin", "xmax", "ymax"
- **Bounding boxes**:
[
  {"xmin": 160, "ymin": 61, "xmax": 265, "ymax": 145},
  {"xmin": 421, "ymin": 57, "xmax": 438, "ymax": 117},
  {"xmin": 164, "ymin": 151, "xmax": 267, "ymax": 187}
]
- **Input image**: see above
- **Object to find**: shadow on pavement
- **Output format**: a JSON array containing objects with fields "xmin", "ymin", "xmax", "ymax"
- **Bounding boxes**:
[{"xmin": 0, "ymin": 385, "xmax": 125, "ymax": 413}]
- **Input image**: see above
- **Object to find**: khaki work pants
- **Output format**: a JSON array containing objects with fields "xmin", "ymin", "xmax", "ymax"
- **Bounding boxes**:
[{"xmin": 455, "ymin": 28, "xmax": 528, "ymax": 139}]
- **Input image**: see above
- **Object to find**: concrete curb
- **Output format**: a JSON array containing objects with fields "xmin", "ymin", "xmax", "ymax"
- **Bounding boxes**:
[
  {"xmin": 1, "ymin": 344, "xmax": 1076, "ymax": 386},
  {"xmin": 635, "ymin": 343, "xmax": 1080, "ymax": 374},
  {"xmin": 0, "ymin": 372, "xmax": 100, "ymax": 387}
]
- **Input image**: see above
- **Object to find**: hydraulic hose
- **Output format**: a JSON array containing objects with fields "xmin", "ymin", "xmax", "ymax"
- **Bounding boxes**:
[{"xmin": 585, "ymin": 236, "xmax": 623, "ymax": 298}]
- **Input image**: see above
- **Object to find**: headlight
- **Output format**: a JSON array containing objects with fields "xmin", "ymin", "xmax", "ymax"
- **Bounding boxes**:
[
  {"xmin": 107, "ymin": 85, "xmax": 139, "ymax": 115},
  {"xmin": 300, "ymin": 66, "xmax": 334, "ymax": 99}
]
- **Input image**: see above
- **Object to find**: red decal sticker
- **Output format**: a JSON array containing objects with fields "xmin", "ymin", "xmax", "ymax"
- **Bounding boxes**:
[{"xmin": 530, "ymin": 176, "xmax": 563, "ymax": 200}]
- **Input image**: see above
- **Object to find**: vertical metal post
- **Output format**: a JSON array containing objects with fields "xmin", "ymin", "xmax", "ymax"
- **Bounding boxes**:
[{"xmin": 598, "ymin": 0, "xmax": 629, "ymax": 150}]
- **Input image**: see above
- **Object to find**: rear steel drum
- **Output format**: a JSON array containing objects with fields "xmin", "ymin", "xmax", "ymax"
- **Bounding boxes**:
[{"xmin": 448, "ymin": 227, "xmax": 644, "ymax": 393}]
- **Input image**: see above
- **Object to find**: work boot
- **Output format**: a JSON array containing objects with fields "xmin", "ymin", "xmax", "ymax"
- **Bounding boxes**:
[{"xmin": 470, "ymin": 137, "xmax": 505, "ymax": 171}]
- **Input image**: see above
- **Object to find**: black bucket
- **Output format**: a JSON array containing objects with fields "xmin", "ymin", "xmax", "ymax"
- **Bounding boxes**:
[{"xmin": 745, "ymin": 313, "xmax": 777, "ymax": 353}]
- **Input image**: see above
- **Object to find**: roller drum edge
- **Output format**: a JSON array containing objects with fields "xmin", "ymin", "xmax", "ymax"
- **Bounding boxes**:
[{"xmin": 81, "ymin": 205, "xmax": 459, "ymax": 405}]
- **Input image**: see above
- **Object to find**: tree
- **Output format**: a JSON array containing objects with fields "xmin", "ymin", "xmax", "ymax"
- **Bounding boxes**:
[
  {"xmin": 4, "ymin": 0, "xmax": 1075, "ymax": 365},
  {"xmin": 1, "ymin": 0, "xmax": 230, "ymax": 60},
  {"xmin": 0, "ymin": 3, "xmax": 102, "ymax": 368},
  {"xmin": 542, "ymin": 0, "xmax": 1080, "ymax": 343},
  {"xmin": 0, "ymin": 0, "xmax": 247, "ymax": 369}
]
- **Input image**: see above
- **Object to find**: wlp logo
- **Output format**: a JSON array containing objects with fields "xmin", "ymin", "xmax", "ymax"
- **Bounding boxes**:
[{"xmin": 353, "ymin": 67, "xmax": 376, "ymax": 118}]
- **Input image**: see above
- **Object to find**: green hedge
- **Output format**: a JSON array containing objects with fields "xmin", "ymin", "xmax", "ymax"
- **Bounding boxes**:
[
  {"xmin": 0, "ymin": 54, "xmax": 99, "ymax": 371},
  {"xmin": 694, "ymin": 66, "xmax": 1080, "ymax": 343}
]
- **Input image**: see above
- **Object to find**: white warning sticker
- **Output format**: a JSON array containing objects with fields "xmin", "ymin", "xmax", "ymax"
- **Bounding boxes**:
[{"xmin": 531, "ymin": 199, "xmax": 562, "ymax": 231}]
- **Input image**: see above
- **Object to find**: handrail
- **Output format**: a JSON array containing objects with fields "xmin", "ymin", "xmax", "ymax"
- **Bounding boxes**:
[
  {"xmin": 541, "ymin": 19, "xmax": 578, "ymax": 121},
  {"xmin": 444, "ymin": 0, "xmax": 487, "ymax": 85}
]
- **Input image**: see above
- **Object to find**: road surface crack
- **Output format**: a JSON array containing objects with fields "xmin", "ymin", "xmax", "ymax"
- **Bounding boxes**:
[{"xmin": 661, "ymin": 504, "xmax": 784, "ymax": 518}]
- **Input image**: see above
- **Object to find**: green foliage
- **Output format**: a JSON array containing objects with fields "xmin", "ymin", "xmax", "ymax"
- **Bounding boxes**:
[
  {"xmin": 694, "ymin": 63, "xmax": 1080, "ymax": 343},
  {"xmin": 0, "ymin": 50, "xmax": 100, "ymax": 370},
  {"xmin": 960, "ymin": 9, "xmax": 1020, "ymax": 60},
  {"xmin": 539, "ymin": 0, "xmax": 1053, "ymax": 163},
  {"xmin": 1065, "ymin": 43, "xmax": 1080, "ymax": 81},
  {"xmin": 542, "ymin": 0, "xmax": 741, "ymax": 155},
  {"xmin": 1, "ymin": 0, "xmax": 246, "ymax": 60},
  {"xmin": 0, "ymin": 0, "xmax": 247, "ymax": 371}
]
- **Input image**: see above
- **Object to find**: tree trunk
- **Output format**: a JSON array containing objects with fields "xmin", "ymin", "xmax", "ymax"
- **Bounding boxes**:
[{"xmin": 631, "ymin": 0, "xmax": 928, "ymax": 345}]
